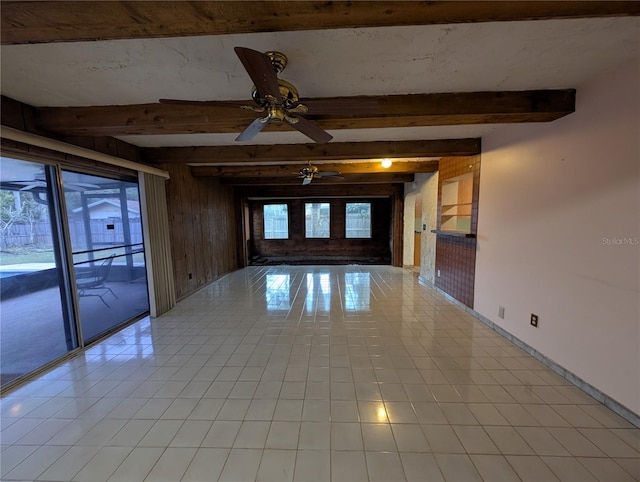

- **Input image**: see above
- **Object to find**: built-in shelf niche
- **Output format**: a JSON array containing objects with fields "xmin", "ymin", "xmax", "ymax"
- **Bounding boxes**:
[{"xmin": 440, "ymin": 172, "xmax": 473, "ymax": 233}]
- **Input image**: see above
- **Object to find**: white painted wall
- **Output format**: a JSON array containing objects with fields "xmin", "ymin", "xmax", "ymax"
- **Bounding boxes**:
[
  {"xmin": 475, "ymin": 58, "xmax": 640, "ymax": 414},
  {"xmin": 403, "ymin": 191, "xmax": 417, "ymax": 266},
  {"xmin": 420, "ymin": 173, "xmax": 439, "ymax": 284}
]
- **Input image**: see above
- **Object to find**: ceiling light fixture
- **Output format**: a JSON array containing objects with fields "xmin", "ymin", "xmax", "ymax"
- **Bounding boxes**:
[{"xmin": 381, "ymin": 158, "xmax": 392, "ymax": 168}]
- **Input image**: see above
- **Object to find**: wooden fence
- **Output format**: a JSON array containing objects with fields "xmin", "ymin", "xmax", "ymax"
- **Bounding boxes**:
[{"xmin": 1, "ymin": 220, "xmax": 143, "ymax": 249}]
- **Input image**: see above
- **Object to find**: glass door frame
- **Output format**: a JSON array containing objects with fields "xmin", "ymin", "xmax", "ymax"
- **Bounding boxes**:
[{"xmin": 47, "ymin": 163, "xmax": 82, "ymax": 350}]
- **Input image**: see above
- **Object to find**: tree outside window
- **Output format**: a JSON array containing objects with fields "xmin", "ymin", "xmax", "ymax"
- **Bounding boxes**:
[
  {"xmin": 305, "ymin": 203, "xmax": 330, "ymax": 238},
  {"xmin": 345, "ymin": 202, "xmax": 371, "ymax": 238}
]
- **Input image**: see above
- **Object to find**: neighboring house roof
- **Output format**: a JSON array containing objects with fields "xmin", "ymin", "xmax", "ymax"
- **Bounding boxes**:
[{"xmin": 71, "ymin": 199, "xmax": 140, "ymax": 217}]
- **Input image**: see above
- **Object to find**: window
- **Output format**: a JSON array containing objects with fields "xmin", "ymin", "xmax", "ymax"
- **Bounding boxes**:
[
  {"xmin": 346, "ymin": 202, "xmax": 372, "ymax": 238},
  {"xmin": 305, "ymin": 202, "xmax": 330, "ymax": 238},
  {"xmin": 263, "ymin": 204, "xmax": 288, "ymax": 239}
]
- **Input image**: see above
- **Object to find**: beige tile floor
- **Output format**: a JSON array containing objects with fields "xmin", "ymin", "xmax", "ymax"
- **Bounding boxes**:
[{"xmin": 1, "ymin": 266, "xmax": 638, "ymax": 481}]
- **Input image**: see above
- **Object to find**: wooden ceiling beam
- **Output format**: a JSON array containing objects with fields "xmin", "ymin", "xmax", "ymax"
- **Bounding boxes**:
[
  {"xmin": 34, "ymin": 90, "xmax": 575, "ymax": 137},
  {"xmin": 3, "ymin": 1, "xmax": 639, "ymax": 45},
  {"xmin": 191, "ymin": 161, "xmax": 438, "ymax": 178},
  {"xmin": 237, "ymin": 183, "xmax": 402, "ymax": 199},
  {"xmin": 146, "ymin": 139, "xmax": 479, "ymax": 165},
  {"xmin": 218, "ymin": 173, "xmax": 415, "ymax": 186}
]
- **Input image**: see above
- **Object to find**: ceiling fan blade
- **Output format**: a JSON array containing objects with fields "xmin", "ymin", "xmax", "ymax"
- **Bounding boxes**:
[
  {"xmin": 296, "ymin": 97, "xmax": 381, "ymax": 115},
  {"xmin": 285, "ymin": 116, "xmax": 333, "ymax": 144},
  {"xmin": 159, "ymin": 98, "xmax": 250, "ymax": 108},
  {"xmin": 236, "ymin": 116, "xmax": 270, "ymax": 141},
  {"xmin": 317, "ymin": 171, "xmax": 341, "ymax": 177},
  {"xmin": 302, "ymin": 177, "xmax": 312, "ymax": 186},
  {"xmin": 234, "ymin": 47, "xmax": 282, "ymax": 103}
]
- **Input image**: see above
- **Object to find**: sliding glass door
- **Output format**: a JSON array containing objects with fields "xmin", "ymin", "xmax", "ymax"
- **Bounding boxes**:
[
  {"xmin": 62, "ymin": 170, "xmax": 149, "ymax": 343},
  {"xmin": 0, "ymin": 157, "xmax": 77, "ymax": 386},
  {"xmin": 0, "ymin": 157, "xmax": 151, "ymax": 389}
]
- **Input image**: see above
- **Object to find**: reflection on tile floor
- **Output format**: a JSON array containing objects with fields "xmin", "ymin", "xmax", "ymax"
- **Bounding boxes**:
[
  {"xmin": 1, "ymin": 266, "xmax": 638, "ymax": 481},
  {"xmin": 1, "ymin": 281, "xmax": 150, "ymax": 385}
]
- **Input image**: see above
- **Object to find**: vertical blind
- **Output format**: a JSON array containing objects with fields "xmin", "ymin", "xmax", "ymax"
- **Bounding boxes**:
[{"xmin": 139, "ymin": 171, "xmax": 176, "ymax": 317}]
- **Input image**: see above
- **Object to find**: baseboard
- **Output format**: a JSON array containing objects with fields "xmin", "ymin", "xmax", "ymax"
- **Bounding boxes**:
[{"xmin": 418, "ymin": 275, "xmax": 640, "ymax": 429}]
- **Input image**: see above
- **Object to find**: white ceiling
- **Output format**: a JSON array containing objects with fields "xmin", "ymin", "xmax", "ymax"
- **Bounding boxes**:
[{"xmin": 1, "ymin": 17, "xmax": 638, "ymax": 148}]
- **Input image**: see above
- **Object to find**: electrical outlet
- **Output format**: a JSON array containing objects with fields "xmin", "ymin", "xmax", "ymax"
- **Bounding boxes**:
[
  {"xmin": 498, "ymin": 306, "xmax": 505, "ymax": 319},
  {"xmin": 437, "ymin": 270, "xmax": 441, "ymax": 277},
  {"xmin": 530, "ymin": 313, "xmax": 538, "ymax": 327},
  {"xmin": 188, "ymin": 273, "xmax": 193, "ymax": 280}
]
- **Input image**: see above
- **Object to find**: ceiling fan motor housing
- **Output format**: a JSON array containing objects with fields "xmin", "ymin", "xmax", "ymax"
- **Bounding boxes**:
[
  {"xmin": 300, "ymin": 164, "xmax": 319, "ymax": 177},
  {"xmin": 251, "ymin": 79, "xmax": 299, "ymax": 108}
]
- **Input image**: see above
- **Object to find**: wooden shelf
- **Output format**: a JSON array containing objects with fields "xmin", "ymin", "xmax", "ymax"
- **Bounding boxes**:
[
  {"xmin": 441, "ymin": 203, "xmax": 472, "ymax": 209},
  {"xmin": 440, "ymin": 173, "xmax": 474, "ymax": 233},
  {"xmin": 431, "ymin": 229, "xmax": 476, "ymax": 238}
]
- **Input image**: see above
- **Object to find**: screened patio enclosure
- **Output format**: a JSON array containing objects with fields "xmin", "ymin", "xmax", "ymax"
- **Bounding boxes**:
[{"xmin": 0, "ymin": 156, "xmax": 150, "ymax": 388}]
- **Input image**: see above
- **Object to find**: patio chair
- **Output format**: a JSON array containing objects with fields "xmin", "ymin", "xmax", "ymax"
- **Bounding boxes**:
[{"xmin": 75, "ymin": 255, "xmax": 118, "ymax": 307}]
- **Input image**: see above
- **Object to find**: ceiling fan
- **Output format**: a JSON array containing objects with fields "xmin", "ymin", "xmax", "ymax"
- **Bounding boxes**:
[
  {"xmin": 160, "ymin": 47, "xmax": 377, "ymax": 144},
  {"xmin": 298, "ymin": 162, "xmax": 342, "ymax": 185}
]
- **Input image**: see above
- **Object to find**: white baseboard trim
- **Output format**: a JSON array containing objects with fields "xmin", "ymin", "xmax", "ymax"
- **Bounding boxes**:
[{"xmin": 418, "ymin": 276, "xmax": 640, "ymax": 429}]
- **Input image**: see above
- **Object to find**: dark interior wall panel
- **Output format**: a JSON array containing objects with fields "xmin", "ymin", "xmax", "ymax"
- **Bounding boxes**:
[
  {"xmin": 434, "ymin": 236, "xmax": 477, "ymax": 307},
  {"xmin": 161, "ymin": 163, "xmax": 239, "ymax": 300}
]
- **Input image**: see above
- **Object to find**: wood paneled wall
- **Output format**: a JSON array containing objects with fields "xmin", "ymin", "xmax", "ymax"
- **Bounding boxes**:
[
  {"xmin": 161, "ymin": 163, "xmax": 239, "ymax": 300},
  {"xmin": 249, "ymin": 198, "xmax": 392, "ymax": 264}
]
